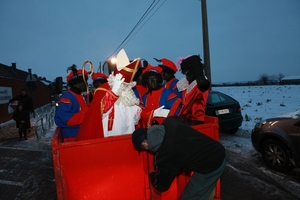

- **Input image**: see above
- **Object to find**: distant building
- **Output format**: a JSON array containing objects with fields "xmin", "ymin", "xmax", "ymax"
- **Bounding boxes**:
[
  {"xmin": 281, "ymin": 75, "xmax": 300, "ymax": 84},
  {"xmin": 0, "ymin": 63, "xmax": 53, "ymax": 124}
]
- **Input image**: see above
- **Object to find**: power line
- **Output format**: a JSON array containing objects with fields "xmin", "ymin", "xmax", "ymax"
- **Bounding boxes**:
[
  {"xmin": 121, "ymin": 0, "xmax": 166, "ymax": 50},
  {"xmin": 105, "ymin": 0, "xmax": 165, "ymax": 61}
]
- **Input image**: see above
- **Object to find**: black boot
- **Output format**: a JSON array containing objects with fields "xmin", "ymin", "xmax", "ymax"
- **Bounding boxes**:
[
  {"xmin": 24, "ymin": 131, "xmax": 28, "ymax": 140},
  {"xmin": 19, "ymin": 130, "xmax": 22, "ymax": 141}
]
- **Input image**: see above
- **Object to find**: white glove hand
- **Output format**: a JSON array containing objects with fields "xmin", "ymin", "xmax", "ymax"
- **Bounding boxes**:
[
  {"xmin": 111, "ymin": 73, "xmax": 125, "ymax": 95},
  {"xmin": 153, "ymin": 106, "xmax": 170, "ymax": 118}
]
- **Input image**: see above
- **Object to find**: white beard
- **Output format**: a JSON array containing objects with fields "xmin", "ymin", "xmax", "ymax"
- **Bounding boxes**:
[{"xmin": 108, "ymin": 74, "xmax": 139, "ymax": 106}]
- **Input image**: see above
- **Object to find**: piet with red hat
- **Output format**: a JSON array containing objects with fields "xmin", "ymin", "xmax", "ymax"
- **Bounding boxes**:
[
  {"xmin": 54, "ymin": 64, "xmax": 89, "ymax": 142},
  {"xmin": 142, "ymin": 64, "xmax": 163, "ymax": 91},
  {"xmin": 159, "ymin": 58, "xmax": 178, "ymax": 74},
  {"xmin": 139, "ymin": 63, "xmax": 182, "ymax": 127},
  {"xmin": 66, "ymin": 64, "xmax": 89, "ymax": 87},
  {"xmin": 177, "ymin": 54, "xmax": 211, "ymax": 126},
  {"xmin": 155, "ymin": 58, "xmax": 182, "ymax": 99},
  {"xmin": 92, "ymin": 72, "xmax": 108, "ymax": 89}
]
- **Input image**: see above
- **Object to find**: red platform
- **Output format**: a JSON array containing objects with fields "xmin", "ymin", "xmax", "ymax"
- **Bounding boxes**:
[{"xmin": 51, "ymin": 115, "xmax": 220, "ymax": 200}]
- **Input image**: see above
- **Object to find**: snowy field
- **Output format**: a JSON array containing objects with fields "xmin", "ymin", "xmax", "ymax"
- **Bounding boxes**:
[{"xmin": 213, "ymin": 84, "xmax": 300, "ymax": 132}]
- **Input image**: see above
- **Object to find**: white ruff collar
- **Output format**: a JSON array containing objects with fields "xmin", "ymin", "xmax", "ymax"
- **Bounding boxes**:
[{"xmin": 186, "ymin": 80, "xmax": 197, "ymax": 94}]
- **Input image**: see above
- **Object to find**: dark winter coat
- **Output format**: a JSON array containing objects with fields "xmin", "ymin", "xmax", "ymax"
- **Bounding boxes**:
[
  {"xmin": 11, "ymin": 94, "xmax": 34, "ymax": 113},
  {"xmin": 149, "ymin": 116, "xmax": 226, "ymax": 192},
  {"xmin": 13, "ymin": 109, "xmax": 31, "ymax": 129}
]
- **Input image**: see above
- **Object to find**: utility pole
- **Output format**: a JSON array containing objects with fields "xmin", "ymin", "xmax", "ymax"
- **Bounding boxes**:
[{"xmin": 200, "ymin": 0, "xmax": 212, "ymax": 83}]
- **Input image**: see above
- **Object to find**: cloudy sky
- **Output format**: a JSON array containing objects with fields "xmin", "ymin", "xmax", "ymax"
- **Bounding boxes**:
[{"xmin": 1, "ymin": 0, "xmax": 300, "ymax": 83}]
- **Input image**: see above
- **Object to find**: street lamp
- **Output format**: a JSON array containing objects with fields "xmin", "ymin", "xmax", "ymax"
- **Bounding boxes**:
[{"xmin": 101, "ymin": 57, "xmax": 117, "ymax": 75}]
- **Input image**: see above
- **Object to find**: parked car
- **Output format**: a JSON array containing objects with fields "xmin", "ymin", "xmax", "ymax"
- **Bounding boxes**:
[
  {"xmin": 251, "ymin": 115, "xmax": 300, "ymax": 172},
  {"xmin": 205, "ymin": 90, "xmax": 243, "ymax": 134}
]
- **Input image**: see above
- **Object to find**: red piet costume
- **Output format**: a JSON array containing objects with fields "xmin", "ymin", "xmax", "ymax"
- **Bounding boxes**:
[
  {"xmin": 160, "ymin": 58, "xmax": 182, "ymax": 99},
  {"xmin": 133, "ymin": 84, "xmax": 148, "ymax": 101},
  {"xmin": 178, "ymin": 55, "xmax": 211, "ymax": 124},
  {"xmin": 140, "ymin": 88, "xmax": 182, "ymax": 126},
  {"xmin": 140, "ymin": 65, "xmax": 182, "ymax": 126},
  {"xmin": 179, "ymin": 80, "xmax": 209, "ymax": 122},
  {"xmin": 164, "ymin": 77, "xmax": 181, "ymax": 98}
]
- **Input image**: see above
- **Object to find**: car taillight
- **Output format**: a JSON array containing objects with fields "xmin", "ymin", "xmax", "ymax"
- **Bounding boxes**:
[{"xmin": 237, "ymin": 107, "xmax": 241, "ymax": 113}]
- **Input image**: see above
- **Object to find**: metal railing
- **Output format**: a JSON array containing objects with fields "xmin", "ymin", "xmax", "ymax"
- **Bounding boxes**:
[{"xmin": 32, "ymin": 104, "xmax": 55, "ymax": 141}]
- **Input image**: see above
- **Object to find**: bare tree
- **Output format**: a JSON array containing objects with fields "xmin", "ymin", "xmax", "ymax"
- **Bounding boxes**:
[
  {"xmin": 277, "ymin": 73, "xmax": 284, "ymax": 83},
  {"xmin": 259, "ymin": 74, "xmax": 269, "ymax": 85},
  {"xmin": 269, "ymin": 75, "xmax": 277, "ymax": 84}
]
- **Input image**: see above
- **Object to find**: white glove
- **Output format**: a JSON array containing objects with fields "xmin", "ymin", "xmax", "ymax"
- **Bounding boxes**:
[
  {"xmin": 111, "ymin": 73, "xmax": 125, "ymax": 95},
  {"xmin": 153, "ymin": 106, "xmax": 170, "ymax": 118}
]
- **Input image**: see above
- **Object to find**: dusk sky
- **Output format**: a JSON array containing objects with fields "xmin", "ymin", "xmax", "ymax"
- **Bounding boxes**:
[{"xmin": 1, "ymin": 0, "xmax": 300, "ymax": 83}]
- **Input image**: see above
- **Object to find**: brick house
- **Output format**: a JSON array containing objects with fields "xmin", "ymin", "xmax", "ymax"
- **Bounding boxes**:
[{"xmin": 0, "ymin": 63, "xmax": 53, "ymax": 124}]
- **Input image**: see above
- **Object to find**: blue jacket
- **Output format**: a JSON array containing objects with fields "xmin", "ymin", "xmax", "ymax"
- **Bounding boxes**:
[{"xmin": 54, "ymin": 90, "xmax": 87, "ymax": 138}]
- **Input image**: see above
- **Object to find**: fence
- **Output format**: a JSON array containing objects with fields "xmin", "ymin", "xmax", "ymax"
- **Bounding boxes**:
[{"xmin": 33, "ymin": 104, "xmax": 55, "ymax": 141}]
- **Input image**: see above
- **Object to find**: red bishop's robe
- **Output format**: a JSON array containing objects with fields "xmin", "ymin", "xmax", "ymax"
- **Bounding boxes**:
[
  {"xmin": 179, "ymin": 80, "xmax": 209, "ymax": 122},
  {"xmin": 75, "ymin": 83, "xmax": 119, "ymax": 141}
]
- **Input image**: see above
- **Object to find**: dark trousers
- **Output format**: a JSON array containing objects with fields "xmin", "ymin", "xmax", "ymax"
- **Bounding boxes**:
[
  {"xmin": 18, "ymin": 127, "xmax": 28, "ymax": 139},
  {"xmin": 180, "ymin": 157, "xmax": 226, "ymax": 200}
]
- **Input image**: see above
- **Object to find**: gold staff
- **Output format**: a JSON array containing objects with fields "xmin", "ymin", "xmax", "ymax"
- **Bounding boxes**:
[{"xmin": 81, "ymin": 60, "xmax": 94, "ymax": 105}]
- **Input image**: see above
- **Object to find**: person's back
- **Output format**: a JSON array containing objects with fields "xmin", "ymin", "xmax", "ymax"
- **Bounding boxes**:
[
  {"xmin": 55, "ymin": 90, "xmax": 87, "ymax": 138},
  {"xmin": 159, "ymin": 117, "xmax": 225, "ymax": 173},
  {"xmin": 132, "ymin": 116, "xmax": 226, "ymax": 200}
]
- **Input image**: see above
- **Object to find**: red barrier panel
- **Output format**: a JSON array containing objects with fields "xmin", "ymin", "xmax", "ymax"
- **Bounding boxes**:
[
  {"xmin": 52, "ymin": 132, "xmax": 150, "ymax": 200},
  {"xmin": 51, "ymin": 115, "xmax": 220, "ymax": 200}
]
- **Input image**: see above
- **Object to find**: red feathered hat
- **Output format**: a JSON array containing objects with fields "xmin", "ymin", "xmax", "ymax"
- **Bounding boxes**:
[
  {"xmin": 142, "ymin": 64, "xmax": 163, "ymax": 84},
  {"xmin": 66, "ymin": 69, "xmax": 88, "ymax": 82},
  {"xmin": 142, "ymin": 64, "xmax": 163, "ymax": 75},
  {"xmin": 92, "ymin": 72, "xmax": 108, "ymax": 82},
  {"xmin": 161, "ymin": 58, "xmax": 178, "ymax": 72}
]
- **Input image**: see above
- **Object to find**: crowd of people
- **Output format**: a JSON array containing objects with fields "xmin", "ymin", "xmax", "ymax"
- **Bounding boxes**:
[{"xmin": 54, "ymin": 49, "xmax": 226, "ymax": 200}]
